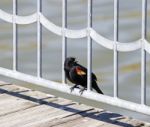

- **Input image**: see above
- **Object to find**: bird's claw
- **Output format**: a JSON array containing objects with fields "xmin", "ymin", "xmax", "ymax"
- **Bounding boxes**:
[
  {"xmin": 70, "ymin": 85, "xmax": 79, "ymax": 93},
  {"xmin": 70, "ymin": 86, "xmax": 74, "ymax": 93},
  {"xmin": 79, "ymin": 88, "xmax": 86, "ymax": 95}
]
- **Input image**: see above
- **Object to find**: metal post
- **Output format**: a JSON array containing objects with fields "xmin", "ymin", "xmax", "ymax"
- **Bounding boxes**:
[
  {"xmin": 37, "ymin": 0, "xmax": 42, "ymax": 77},
  {"xmin": 62, "ymin": 0, "xmax": 67, "ymax": 84},
  {"xmin": 114, "ymin": 0, "xmax": 119, "ymax": 97},
  {"xmin": 87, "ymin": 0, "xmax": 92, "ymax": 91},
  {"xmin": 13, "ymin": 0, "xmax": 18, "ymax": 71},
  {"xmin": 141, "ymin": 0, "xmax": 147, "ymax": 105}
]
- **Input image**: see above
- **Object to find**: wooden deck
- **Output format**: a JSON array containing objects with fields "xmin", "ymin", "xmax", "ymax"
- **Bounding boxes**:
[{"xmin": 0, "ymin": 81, "xmax": 149, "ymax": 127}]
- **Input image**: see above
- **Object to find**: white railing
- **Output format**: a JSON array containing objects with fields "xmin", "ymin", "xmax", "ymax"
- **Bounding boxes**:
[{"xmin": 0, "ymin": 0, "xmax": 150, "ymax": 115}]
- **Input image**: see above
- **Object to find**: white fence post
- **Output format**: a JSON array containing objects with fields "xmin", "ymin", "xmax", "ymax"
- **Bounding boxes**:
[
  {"xmin": 114, "ymin": 0, "xmax": 119, "ymax": 98},
  {"xmin": 37, "ymin": 0, "xmax": 42, "ymax": 78},
  {"xmin": 141, "ymin": 0, "xmax": 147, "ymax": 105},
  {"xmin": 62, "ymin": 0, "xmax": 67, "ymax": 84},
  {"xmin": 13, "ymin": 0, "xmax": 18, "ymax": 71},
  {"xmin": 87, "ymin": 0, "xmax": 92, "ymax": 91}
]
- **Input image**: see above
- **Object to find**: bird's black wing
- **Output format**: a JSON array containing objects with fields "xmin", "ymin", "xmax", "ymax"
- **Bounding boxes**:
[{"xmin": 68, "ymin": 66, "xmax": 87, "ymax": 85}]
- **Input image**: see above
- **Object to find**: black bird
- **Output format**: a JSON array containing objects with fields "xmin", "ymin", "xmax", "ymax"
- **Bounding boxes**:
[{"xmin": 64, "ymin": 57, "xmax": 103, "ymax": 94}]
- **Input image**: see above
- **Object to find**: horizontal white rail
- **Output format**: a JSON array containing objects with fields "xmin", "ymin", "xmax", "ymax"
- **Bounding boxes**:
[
  {"xmin": 0, "ymin": 67, "xmax": 150, "ymax": 115},
  {"xmin": 0, "ymin": 9, "xmax": 150, "ymax": 52}
]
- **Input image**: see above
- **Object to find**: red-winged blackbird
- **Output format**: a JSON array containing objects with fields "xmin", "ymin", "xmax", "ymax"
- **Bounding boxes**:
[{"xmin": 64, "ymin": 57, "xmax": 103, "ymax": 94}]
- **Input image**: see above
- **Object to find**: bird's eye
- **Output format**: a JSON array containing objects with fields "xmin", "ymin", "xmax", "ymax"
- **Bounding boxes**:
[
  {"xmin": 68, "ymin": 61, "xmax": 74, "ymax": 67},
  {"xmin": 69, "ymin": 62, "xmax": 72, "ymax": 66}
]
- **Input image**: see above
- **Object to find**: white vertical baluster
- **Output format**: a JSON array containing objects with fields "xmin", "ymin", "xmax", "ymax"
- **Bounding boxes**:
[
  {"xmin": 62, "ymin": 0, "xmax": 67, "ymax": 84},
  {"xmin": 114, "ymin": 0, "xmax": 119, "ymax": 97},
  {"xmin": 13, "ymin": 0, "xmax": 18, "ymax": 71},
  {"xmin": 141, "ymin": 0, "xmax": 147, "ymax": 105},
  {"xmin": 87, "ymin": 0, "xmax": 92, "ymax": 91},
  {"xmin": 37, "ymin": 0, "xmax": 42, "ymax": 77}
]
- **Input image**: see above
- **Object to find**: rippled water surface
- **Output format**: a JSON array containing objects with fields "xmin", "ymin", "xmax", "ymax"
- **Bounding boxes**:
[{"xmin": 0, "ymin": 0, "xmax": 150, "ymax": 122}]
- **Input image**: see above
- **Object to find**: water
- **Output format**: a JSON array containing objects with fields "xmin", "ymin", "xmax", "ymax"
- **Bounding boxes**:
[{"xmin": 0, "ymin": 0, "xmax": 150, "ymax": 122}]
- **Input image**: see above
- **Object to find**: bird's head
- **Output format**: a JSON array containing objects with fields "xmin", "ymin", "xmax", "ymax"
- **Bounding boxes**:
[{"xmin": 64, "ymin": 57, "xmax": 77, "ymax": 71}]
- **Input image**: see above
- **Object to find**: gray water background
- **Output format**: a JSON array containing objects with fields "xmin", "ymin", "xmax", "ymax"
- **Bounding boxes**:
[{"xmin": 0, "ymin": 0, "xmax": 150, "ymax": 122}]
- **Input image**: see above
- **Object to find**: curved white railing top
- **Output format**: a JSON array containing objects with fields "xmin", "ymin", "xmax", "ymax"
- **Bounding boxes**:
[{"xmin": 0, "ymin": 9, "xmax": 150, "ymax": 53}]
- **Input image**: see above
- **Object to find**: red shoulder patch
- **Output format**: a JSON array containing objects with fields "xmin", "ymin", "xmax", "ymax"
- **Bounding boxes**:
[{"xmin": 76, "ymin": 67, "xmax": 86, "ymax": 76}]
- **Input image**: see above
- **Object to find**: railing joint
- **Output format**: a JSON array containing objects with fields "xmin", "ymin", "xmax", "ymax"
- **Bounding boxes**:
[{"xmin": 86, "ymin": 28, "xmax": 91, "ymax": 36}]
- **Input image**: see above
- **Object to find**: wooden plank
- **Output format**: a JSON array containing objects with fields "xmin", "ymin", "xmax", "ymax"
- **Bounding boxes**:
[
  {"xmin": 100, "ymin": 124, "xmax": 122, "ymax": 127},
  {"xmin": 0, "ymin": 94, "xmax": 37, "ymax": 116},
  {"xmin": 0, "ymin": 99, "xmax": 92, "ymax": 127},
  {"xmin": 0, "ymin": 83, "xmax": 31, "ymax": 93},
  {"xmin": 0, "ymin": 88, "xmax": 74, "ymax": 126},
  {"xmin": 25, "ymin": 109, "xmax": 96, "ymax": 127},
  {"xmin": 17, "ymin": 107, "xmax": 94, "ymax": 127},
  {"xmin": 0, "ymin": 83, "xmax": 40, "ymax": 116},
  {"xmin": 0, "ymin": 82, "xmax": 148, "ymax": 127},
  {"xmin": 0, "ymin": 83, "xmax": 58, "ymax": 103},
  {"xmin": 117, "ymin": 117, "xmax": 146, "ymax": 127},
  {"xmin": 97, "ymin": 112, "xmax": 146, "ymax": 127},
  {"xmin": 0, "ymin": 103, "xmax": 88, "ymax": 127},
  {"xmin": 0, "ymin": 83, "xmax": 24, "ymax": 94},
  {"xmin": 0, "ymin": 83, "xmax": 74, "ymax": 106},
  {"xmin": 15, "ymin": 104, "xmax": 97, "ymax": 127},
  {"xmin": 0, "ymin": 83, "xmax": 58, "ymax": 117},
  {"xmin": 49, "ymin": 110, "xmax": 130, "ymax": 127},
  {"xmin": 51, "ymin": 112, "xmax": 105, "ymax": 127}
]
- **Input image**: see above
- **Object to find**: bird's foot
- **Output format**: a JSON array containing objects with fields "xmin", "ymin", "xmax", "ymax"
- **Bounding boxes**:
[
  {"xmin": 79, "ymin": 88, "xmax": 86, "ymax": 95},
  {"xmin": 70, "ymin": 86, "xmax": 75, "ymax": 93},
  {"xmin": 70, "ymin": 85, "xmax": 78, "ymax": 93}
]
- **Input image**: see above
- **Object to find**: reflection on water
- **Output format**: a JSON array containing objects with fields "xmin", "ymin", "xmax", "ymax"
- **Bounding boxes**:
[{"xmin": 0, "ymin": 0, "xmax": 150, "ymax": 122}]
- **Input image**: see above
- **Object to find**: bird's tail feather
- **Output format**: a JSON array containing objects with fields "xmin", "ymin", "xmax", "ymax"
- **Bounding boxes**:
[{"xmin": 92, "ymin": 81, "xmax": 103, "ymax": 94}]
